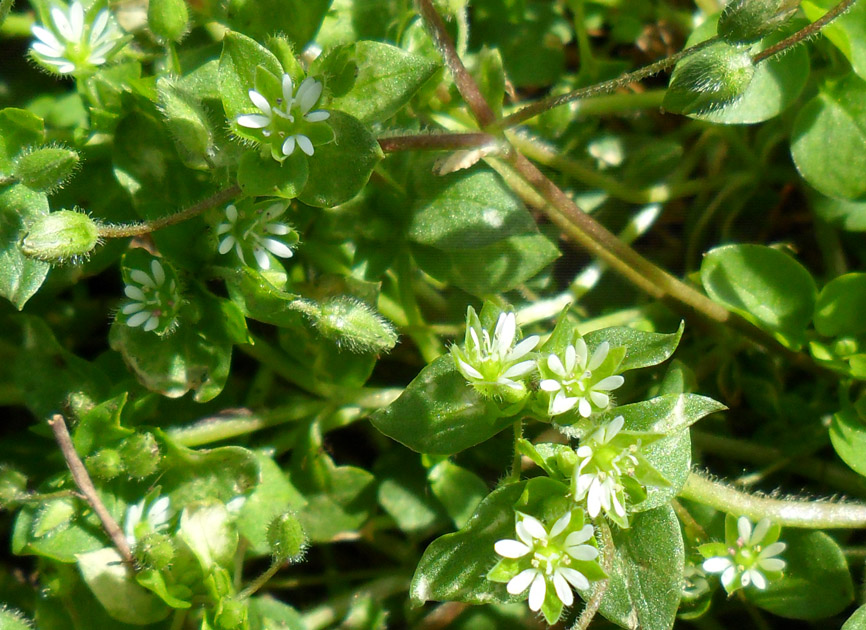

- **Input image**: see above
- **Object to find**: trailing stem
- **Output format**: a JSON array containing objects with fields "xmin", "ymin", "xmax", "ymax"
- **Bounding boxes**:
[
  {"xmin": 753, "ymin": 0, "xmax": 859, "ymax": 64},
  {"xmin": 680, "ymin": 471, "xmax": 866, "ymax": 529}
]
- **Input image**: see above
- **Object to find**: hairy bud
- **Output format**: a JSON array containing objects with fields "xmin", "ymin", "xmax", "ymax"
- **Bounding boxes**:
[
  {"xmin": 13, "ymin": 145, "xmax": 80, "ymax": 193},
  {"xmin": 266, "ymin": 512, "xmax": 307, "ymax": 562},
  {"xmin": 20, "ymin": 209, "xmax": 100, "ymax": 262},
  {"xmin": 719, "ymin": 0, "xmax": 800, "ymax": 44},
  {"xmin": 147, "ymin": 0, "xmax": 190, "ymax": 42},
  {"xmin": 85, "ymin": 448, "xmax": 124, "ymax": 481},
  {"xmin": 314, "ymin": 296, "xmax": 398, "ymax": 354},
  {"xmin": 134, "ymin": 532, "xmax": 176, "ymax": 570},
  {"xmin": 664, "ymin": 42, "xmax": 756, "ymax": 115},
  {"xmin": 119, "ymin": 432, "xmax": 161, "ymax": 478}
]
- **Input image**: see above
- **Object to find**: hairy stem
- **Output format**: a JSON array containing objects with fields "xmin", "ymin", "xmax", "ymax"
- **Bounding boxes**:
[
  {"xmin": 680, "ymin": 471, "xmax": 866, "ymax": 529},
  {"xmin": 97, "ymin": 185, "xmax": 240, "ymax": 238},
  {"xmin": 48, "ymin": 414, "xmax": 136, "ymax": 567},
  {"xmin": 238, "ymin": 558, "xmax": 285, "ymax": 599},
  {"xmin": 753, "ymin": 0, "xmax": 859, "ymax": 64},
  {"xmin": 378, "ymin": 132, "xmax": 497, "ymax": 153},
  {"xmin": 492, "ymin": 38, "xmax": 718, "ymax": 131}
]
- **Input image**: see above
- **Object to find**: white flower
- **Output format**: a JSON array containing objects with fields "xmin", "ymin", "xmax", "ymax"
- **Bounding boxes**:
[
  {"xmin": 701, "ymin": 516, "xmax": 787, "ymax": 592},
  {"xmin": 495, "ymin": 512, "xmax": 598, "ymax": 612},
  {"xmin": 216, "ymin": 202, "xmax": 296, "ymax": 270},
  {"xmin": 452, "ymin": 310, "xmax": 539, "ymax": 393},
  {"xmin": 574, "ymin": 416, "xmax": 638, "ymax": 520},
  {"xmin": 31, "ymin": 0, "xmax": 125, "ymax": 75},
  {"xmin": 236, "ymin": 74, "xmax": 330, "ymax": 159},
  {"xmin": 124, "ymin": 496, "xmax": 171, "ymax": 545},
  {"xmin": 539, "ymin": 339, "xmax": 624, "ymax": 417},
  {"xmin": 122, "ymin": 259, "xmax": 181, "ymax": 333}
]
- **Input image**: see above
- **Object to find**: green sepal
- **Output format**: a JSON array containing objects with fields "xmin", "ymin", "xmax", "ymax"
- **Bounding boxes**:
[
  {"xmin": 13, "ymin": 145, "xmax": 79, "ymax": 193},
  {"xmin": 664, "ymin": 42, "xmax": 756, "ymax": 115}
]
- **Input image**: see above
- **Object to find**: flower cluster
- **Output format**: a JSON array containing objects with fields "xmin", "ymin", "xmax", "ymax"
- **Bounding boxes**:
[
  {"xmin": 451, "ymin": 307, "xmax": 539, "ymax": 402},
  {"xmin": 121, "ymin": 258, "xmax": 182, "ymax": 335},
  {"xmin": 700, "ymin": 515, "xmax": 786, "ymax": 593},
  {"xmin": 539, "ymin": 340, "xmax": 625, "ymax": 417},
  {"xmin": 216, "ymin": 201, "xmax": 299, "ymax": 271},
  {"xmin": 488, "ymin": 510, "xmax": 606, "ymax": 624},
  {"xmin": 124, "ymin": 496, "xmax": 172, "ymax": 545},
  {"xmin": 235, "ymin": 72, "xmax": 333, "ymax": 162},
  {"xmin": 30, "ymin": 0, "xmax": 125, "ymax": 75}
]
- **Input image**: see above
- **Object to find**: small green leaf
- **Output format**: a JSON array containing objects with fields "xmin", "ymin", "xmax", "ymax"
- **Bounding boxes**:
[
  {"xmin": 298, "ymin": 110, "xmax": 383, "ymax": 208},
  {"xmin": 814, "ymin": 273, "xmax": 866, "ymax": 337},
  {"xmin": 411, "ymin": 483, "xmax": 524, "ymax": 606},
  {"xmin": 802, "ymin": 0, "xmax": 866, "ymax": 80},
  {"xmin": 584, "ymin": 322, "xmax": 683, "ymax": 372},
  {"xmin": 315, "ymin": 41, "xmax": 439, "ymax": 123},
  {"xmin": 237, "ymin": 150, "xmax": 309, "ymax": 199},
  {"xmin": 791, "ymin": 75, "xmax": 866, "ymax": 200},
  {"xmin": 370, "ymin": 355, "xmax": 520, "ymax": 455},
  {"xmin": 829, "ymin": 408, "xmax": 866, "ymax": 477},
  {"xmin": 592, "ymin": 505, "xmax": 684, "ymax": 630},
  {"xmin": 0, "ymin": 185, "xmax": 50, "ymax": 309},
  {"xmin": 77, "ymin": 547, "xmax": 170, "ymax": 624},
  {"xmin": 248, "ymin": 596, "xmax": 305, "ymax": 630},
  {"xmin": 376, "ymin": 451, "xmax": 445, "ymax": 533},
  {"xmin": 157, "ymin": 77, "xmax": 215, "ymax": 170},
  {"xmin": 296, "ymin": 465, "xmax": 377, "ymax": 543},
  {"xmin": 427, "ymin": 460, "xmax": 489, "ymax": 529},
  {"xmin": 219, "ymin": 31, "xmax": 284, "ymax": 122},
  {"xmin": 0, "ymin": 108, "xmax": 45, "ymax": 171},
  {"xmin": 701, "ymin": 244, "xmax": 817, "ymax": 349},
  {"xmin": 749, "ymin": 530, "xmax": 853, "ymax": 619},
  {"xmin": 225, "ymin": 0, "xmax": 329, "ymax": 49}
]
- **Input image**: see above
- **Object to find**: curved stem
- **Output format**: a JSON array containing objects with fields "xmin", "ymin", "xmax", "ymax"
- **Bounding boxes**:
[
  {"xmin": 378, "ymin": 132, "xmax": 496, "ymax": 153},
  {"xmin": 680, "ymin": 471, "xmax": 866, "ymax": 529},
  {"xmin": 97, "ymin": 185, "xmax": 240, "ymax": 238},
  {"xmin": 508, "ymin": 419, "xmax": 524, "ymax": 484},
  {"xmin": 238, "ymin": 558, "xmax": 283, "ymax": 599},
  {"xmin": 492, "ymin": 38, "xmax": 718, "ymax": 132},
  {"xmin": 753, "ymin": 0, "xmax": 858, "ymax": 64}
]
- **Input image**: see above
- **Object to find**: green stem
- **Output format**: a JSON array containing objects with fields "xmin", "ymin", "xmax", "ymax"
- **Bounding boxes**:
[
  {"xmin": 97, "ymin": 185, "xmax": 240, "ymax": 238},
  {"xmin": 491, "ymin": 39, "xmax": 718, "ymax": 131},
  {"xmin": 237, "ymin": 559, "xmax": 283, "ymax": 599},
  {"xmin": 396, "ymin": 252, "xmax": 445, "ymax": 363},
  {"xmin": 0, "ymin": 9, "xmax": 29, "ymax": 36},
  {"xmin": 752, "ymin": 0, "xmax": 859, "ymax": 64},
  {"xmin": 508, "ymin": 419, "xmax": 524, "ymax": 484},
  {"xmin": 679, "ymin": 471, "xmax": 866, "ymax": 529}
]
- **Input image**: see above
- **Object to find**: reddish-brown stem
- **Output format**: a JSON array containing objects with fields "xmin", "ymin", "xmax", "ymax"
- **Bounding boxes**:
[
  {"xmin": 378, "ymin": 132, "xmax": 496, "ymax": 153},
  {"xmin": 48, "ymin": 414, "xmax": 136, "ymax": 568}
]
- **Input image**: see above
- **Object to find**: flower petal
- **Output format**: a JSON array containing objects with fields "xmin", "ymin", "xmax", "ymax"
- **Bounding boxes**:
[
  {"xmin": 528, "ymin": 572, "xmax": 546, "ymax": 612},
  {"xmin": 553, "ymin": 571, "xmax": 574, "ymax": 606},
  {"xmin": 295, "ymin": 77, "xmax": 323, "ymax": 114},
  {"xmin": 494, "ymin": 539, "xmax": 531, "ymax": 559},
  {"xmin": 566, "ymin": 544, "xmax": 599, "ymax": 561},
  {"xmin": 126, "ymin": 310, "xmax": 151, "ymax": 327},
  {"xmin": 594, "ymin": 375, "xmax": 625, "ymax": 391},
  {"xmin": 281, "ymin": 73, "xmax": 294, "ymax": 104},
  {"xmin": 565, "ymin": 524, "xmax": 595, "ymax": 547},
  {"xmin": 749, "ymin": 569, "xmax": 767, "ymax": 589},
  {"xmin": 32, "ymin": 25, "xmax": 63, "ymax": 49},
  {"xmin": 261, "ymin": 237, "xmax": 293, "ymax": 258},
  {"xmin": 236, "ymin": 114, "xmax": 271, "ymax": 129},
  {"xmin": 758, "ymin": 558, "xmax": 785, "ymax": 572},
  {"xmin": 547, "ymin": 353, "xmax": 566, "ymax": 377},
  {"xmin": 151, "ymin": 260, "xmax": 165, "ymax": 285},
  {"xmin": 721, "ymin": 565, "xmax": 737, "ymax": 590},
  {"xmin": 248, "ymin": 89, "xmax": 271, "ymax": 114},
  {"xmin": 702, "ymin": 557, "xmax": 733, "ymax": 573},
  {"xmin": 520, "ymin": 515, "xmax": 548, "ymax": 541},
  {"xmin": 574, "ymin": 338, "xmax": 588, "ymax": 369},
  {"xmin": 750, "ymin": 518, "xmax": 771, "ymax": 546},
  {"xmin": 32, "ymin": 41, "xmax": 64, "ymax": 57},
  {"xmin": 218, "ymin": 236, "xmax": 235, "ymax": 255},
  {"xmin": 296, "ymin": 134, "xmax": 315, "ymax": 156},
  {"xmin": 552, "ymin": 393, "xmax": 578, "ymax": 415},
  {"xmin": 304, "ymin": 110, "xmax": 330, "ymax": 122},
  {"xmin": 737, "ymin": 516, "xmax": 752, "ymax": 544},
  {"xmin": 503, "ymin": 360, "xmax": 536, "ymax": 378},
  {"xmin": 559, "ymin": 567, "xmax": 590, "ymax": 591},
  {"xmin": 578, "ymin": 397, "xmax": 592, "ymax": 418},
  {"xmin": 589, "ymin": 391, "xmax": 610, "ymax": 409},
  {"xmin": 51, "ymin": 6, "xmax": 74, "ymax": 40},
  {"xmin": 281, "ymin": 135, "xmax": 296, "ymax": 157},
  {"xmin": 253, "ymin": 246, "xmax": 270, "ymax": 270},
  {"xmin": 510, "ymin": 335, "xmax": 539, "ymax": 361},
  {"xmin": 539, "ymin": 378, "xmax": 561, "ymax": 392},
  {"xmin": 760, "ymin": 542, "xmax": 786, "ymax": 558},
  {"xmin": 143, "ymin": 315, "xmax": 160, "ymax": 332},
  {"xmin": 122, "ymin": 302, "xmax": 145, "ymax": 314},
  {"xmin": 124, "ymin": 285, "xmax": 146, "ymax": 301},
  {"xmin": 549, "ymin": 512, "xmax": 571, "ymax": 538},
  {"xmin": 457, "ymin": 360, "xmax": 483, "ymax": 380},
  {"xmin": 507, "ymin": 568, "xmax": 537, "ymax": 596},
  {"xmin": 588, "ymin": 341, "xmax": 610, "ymax": 371},
  {"xmin": 587, "ymin": 482, "xmax": 602, "ymax": 517},
  {"xmin": 130, "ymin": 269, "xmax": 155, "ymax": 288}
]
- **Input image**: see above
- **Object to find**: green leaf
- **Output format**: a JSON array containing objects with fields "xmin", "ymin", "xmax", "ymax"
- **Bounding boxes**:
[
  {"xmin": 814, "ymin": 273, "xmax": 866, "ymax": 337},
  {"xmin": 427, "ymin": 460, "xmax": 489, "ymax": 529},
  {"xmin": 681, "ymin": 17, "xmax": 809, "ymax": 124},
  {"xmin": 791, "ymin": 75, "xmax": 866, "ymax": 200},
  {"xmin": 802, "ymin": 0, "xmax": 866, "ymax": 81},
  {"xmin": 235, "ymin": 452, "xmax": 305, "ymax": 555},
  {"xmin": 0, "ymin": 185, "xmax": 50, "ymax": 309},
  {"xmin": 376, "ymin": 450, "xmax": 445, "ymax": 533},
  {"xmin": 593, "ymin": 505, "xmax": 684, "ymax": 630},
  {"xmin": 829, "ymin": 408, "xmax": 866, "ymax": 477},
  {"xmin": 843, "ymin": 604, "xmax": 866, "ymax": 630},
  {"xmin": 225, "ymin": 0, "xmax": 329, "ymax": 49},
  {"xmin": 411, "ymin": 483, "xmax": 524, "ymax": 606},
  {"xmin": 158, "ymin": 434, "xmax": 260, "ymax": 506},
  {"xmin": 296, "ymin": 464, "xmax": 377, "ymax": 543},
  {"xmin": 248, "ymin": 596, "xmax": 305, "ymax": 630},
  {"xmin": 12, "ymin": 497, "xmax": 109, "ymax": 562},
  {"xmin": 220, "ymin": 266, "xmax": 302, "ymax": 327},
  {"xmin": 157, "ymin": 77, "xmax": 214, "ymax": 170},
  {"xmin": 77, "ymin": 547, "xmax": 170, "ymax": 624},
  {"xmin": 315, "ymin": 41, "xmax": 439, "ymax": 123},
  {"xmin": 0, "ymin": 107, "xmax": 45, "ymax": 171},
  {"xmin": 701, "ymin": 244, "xmax": 817, "ymax": 349},
  {"xmin": 584, "ymin": 322, "xmax": 683, "ymax": 372},
  {"xmin": 370, "ymin": 355, "xmax": 519, "ymax": 455},
  {"xmin": 237, "ymin": 150, "xmax": 309, "ymax": 199},
  {"xmin": 298, "ymin": 110, "xmax": 383, "ymax": 208},
  {"xmin": 219, "ymin": 31, "xmax": 284, "ymax": 122},
  {"xmin": 72, "ymin": 393, "xmax": 134, "ymax": 455},
  {"xmin": 811, "ymin": 190, "xmax": 866, "ymax": 232},
  {"xmin": 749, "ymin": 530, "xmax": 853, "ymax": 619},
  {"xmin": 109, "ymin": 288, "xmax": 248, "ymax": 402}
]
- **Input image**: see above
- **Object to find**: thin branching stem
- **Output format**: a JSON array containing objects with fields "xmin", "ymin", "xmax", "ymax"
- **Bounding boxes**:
[
  {"xmin": 96, "ymin": 185, "xmax": 241, "ymax": 238},
  {"xmin": 753, "ymin": 0, "xmax": 859, "ymax": 64},
  {"xmin": 48, "ymin": 413, "xmax": 136, "ymax": 567},
  {"xmin": 680, "ymin": 471, "xmax": 866, "ymax": 529}
]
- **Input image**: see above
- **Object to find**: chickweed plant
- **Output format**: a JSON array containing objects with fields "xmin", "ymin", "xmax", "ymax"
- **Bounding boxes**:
[{"xmin": 2, "ymin": 0, "xmax": 866, "ymax": 629}]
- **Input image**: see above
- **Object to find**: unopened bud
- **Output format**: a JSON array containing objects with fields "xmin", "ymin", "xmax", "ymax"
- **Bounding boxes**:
[
  {"xmin": 21, "ymin": 209, "xmax": 100, "ymax": 262},
  {"xmin": 0, "ymin": 607, "xmax": 35, "ymax": 630},
  {"xmin": 314, "ymin": 296, "xmax": 398, "ymax": 354},
  {"xmin": 13, "ymin": 145, "xmax": 80, "ymax": 193},
  {"xmin": 664, "ymin": 42, "xmax": 756, "ymax": 115},
  {"xmin": 266, "ymin": 512, "xmax": 306, "ymax": 562},
  {"xmin": 719, "ymin": 0, "xmax": 800, "ymax": 44},
  {"xmin": 215, "ymin": 598, "xmax": 248, "ymax": 630},
  {"xmin": 119, "ymin": 432, "xmax": 161, "ymax": 478},
  {"xmin": 134, "ymin": 532, "xmax": 175, "ymax": 570},
  {"xmin": 85, "ymin": 448, "xmax": 124, "ymax": 481},
  {"xmin": 148, "ymin": 0, "xmax": 190, "ymax": 42}
]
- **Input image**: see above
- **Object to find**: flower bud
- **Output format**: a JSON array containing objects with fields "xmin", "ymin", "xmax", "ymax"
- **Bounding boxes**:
[
  {"xmin": 719, "ymin": 0, "xmax": 800, "ymax": 44},
  {"xmin": 663, "ymin": 42, "xmax": 756, "ymax": 115},
  {"xmin": 313, "ymin": 297, "xmax": 398, "ymax": 354},
  {"xmin": 148, "ymin": 0, "xmax": 190, "ymax": 42},
  {"xmin": 85, "ymin": 448, "xmax": 124, "ymax": 481},
  {"xmin": 0, "ymin": 465, "xmax": 28, "ymax": 509},
  {"xmin": 0, "ymin": 607, "xmax": 35, "ymax": 630},
  {"xmin": 133, "ymin": 532, "xmax": 176, "ymax": 570},
  {"xmin": 13, "ymin": 146, "xmax": 80, "ymax": 193},
  {"xmin": 215, "ymin": 598, "xmax": 248, "ymax": 630},
  {"xmin": 20, "ymin": 209, "xmax": 100, "ymax": 262},
  {"xmin": 118, "ymin": 432, "xmax": 161, "ymax": 478},
  {"xmin": 834, "ymin": 337, "xmax": 859, "ymax": 357},
  {"xmin": 266, "ymin": 512, "xmax": 306, "ymax": 562}
]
